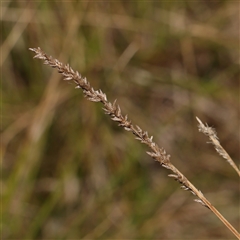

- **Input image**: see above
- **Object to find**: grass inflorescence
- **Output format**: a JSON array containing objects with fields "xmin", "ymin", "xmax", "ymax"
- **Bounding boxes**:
[{"xmin": 30, "ymin": 47, "xmax": 240, "ymax": 239}]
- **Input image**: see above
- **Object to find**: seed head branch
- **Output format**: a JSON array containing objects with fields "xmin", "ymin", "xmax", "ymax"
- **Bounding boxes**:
[
  {"xmin": 196, "ymin": 117, "xmax": 240, "ymax": 177},
  {"xmin": 29, "ymin": 47, "xmax": 240, "ymax": 239}
]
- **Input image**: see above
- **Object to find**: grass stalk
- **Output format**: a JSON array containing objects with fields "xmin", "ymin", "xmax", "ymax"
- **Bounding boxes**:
[
  {"xmin": 196, "ymin": 117, "xmax": 240, "ymax": 177},
  {"xmin": 29, "ymin": 47, "xmax": 240, "ymax": 239}
]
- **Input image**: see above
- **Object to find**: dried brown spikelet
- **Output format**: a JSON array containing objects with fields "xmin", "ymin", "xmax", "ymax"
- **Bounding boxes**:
[{"xmin": 29, "ymin": 47, "xmax": 240, "ymax": 239}]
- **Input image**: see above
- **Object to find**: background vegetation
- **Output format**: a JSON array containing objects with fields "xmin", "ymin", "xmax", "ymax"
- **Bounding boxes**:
[{"xmin": 2, "ymin": 1, "xmax": 239, "ymax": 239}]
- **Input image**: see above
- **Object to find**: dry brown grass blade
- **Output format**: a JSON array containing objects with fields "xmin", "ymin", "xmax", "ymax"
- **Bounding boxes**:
[
  {"xmin": 196, "ymin": 117, "xmax": 240, "ymax": 177},
  {"xmin": 1, "ymin": 7, "xmax": 37, "ymax": 67},
  {"xmin": 29, "ymin": 47, "xmax": 240, "ymax": 239}
]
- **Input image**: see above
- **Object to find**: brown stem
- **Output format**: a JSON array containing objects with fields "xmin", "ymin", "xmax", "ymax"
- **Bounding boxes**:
[{"xmin": 29, "ymin": 47, "xmax": 240, "ymax": 239}]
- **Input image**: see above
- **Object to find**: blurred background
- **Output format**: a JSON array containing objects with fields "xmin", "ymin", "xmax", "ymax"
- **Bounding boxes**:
[{"xmin": 2, "ymin": 1, "xmax": 239, "ymax": 239}]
